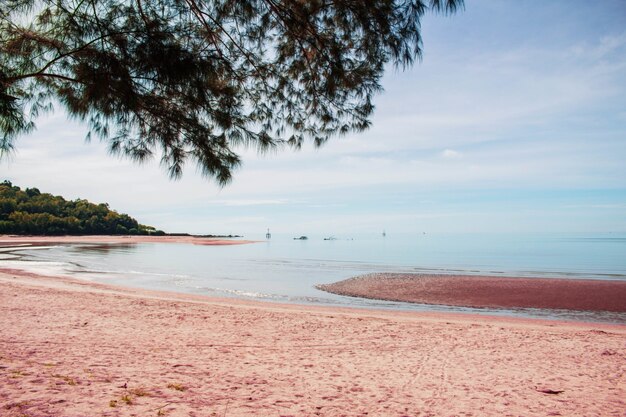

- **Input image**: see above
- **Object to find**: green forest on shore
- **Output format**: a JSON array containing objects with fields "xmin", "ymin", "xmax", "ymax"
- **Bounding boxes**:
[{"xmin": 0, "ymin": 181, "xmax": 164, "ymax": 235}]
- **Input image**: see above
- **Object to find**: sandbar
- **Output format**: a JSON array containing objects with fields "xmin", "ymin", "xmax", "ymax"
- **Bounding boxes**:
[
  {"xmin": 0, "ymin": 234, "xmax": 256, "ymax": 246},
  {"xmin": 318, "ymin": 273, "xmax": 626, "ymax": 313},
  {"xmin": 1, "ymin": 268, "xmax": 625, "ymax": 416}
]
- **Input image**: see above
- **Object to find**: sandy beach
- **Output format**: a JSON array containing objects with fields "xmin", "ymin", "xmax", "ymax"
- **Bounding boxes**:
[{"xmin": 1, "ymin": 267, "xmax": 625, "ymax": 417}]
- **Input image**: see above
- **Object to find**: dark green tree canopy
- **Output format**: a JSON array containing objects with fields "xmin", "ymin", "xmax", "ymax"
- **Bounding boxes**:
[
  {"xmin": 0, "ymin": 180, "xmax": 163, "ymax": 235},
  {"xmin": 1, "ymin": 0, "xmax": 462, "ymax": 184}
]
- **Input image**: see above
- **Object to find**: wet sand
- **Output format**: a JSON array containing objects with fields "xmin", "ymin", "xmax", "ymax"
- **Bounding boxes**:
[
  {"xmin": 317, "ymin": 273, "xmax": 626, "ymax": 313},
  {"xmin": 1, "ymin": 269, "xmax": 625, "ymax": 417}
]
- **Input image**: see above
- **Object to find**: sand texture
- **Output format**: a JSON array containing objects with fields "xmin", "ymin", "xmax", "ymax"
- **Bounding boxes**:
[
  {"xmin": 1, "ymin": 270, "xmax": 625, "ymax": 417},
  {"xmin": 317, "ymin": 273, "xmax": 626, "ymax": 312}
]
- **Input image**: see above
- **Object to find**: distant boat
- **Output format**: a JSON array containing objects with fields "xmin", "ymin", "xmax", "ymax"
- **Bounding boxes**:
[
  {"xmin": 382, "ymin": 230, "xmax": 386, "ymax": 237},
  {"xmin": 323, "ymin": 236, "xmax": 337, "ymax": 241},
  {"xmin": 293, "ymin": 236, "xmax": 308, "ymax": 240}
]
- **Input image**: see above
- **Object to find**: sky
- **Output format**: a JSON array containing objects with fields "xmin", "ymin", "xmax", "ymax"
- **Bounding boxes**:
[{"xmin": 2, "ymin": 0, "xmax": 626, "ymax": 236}]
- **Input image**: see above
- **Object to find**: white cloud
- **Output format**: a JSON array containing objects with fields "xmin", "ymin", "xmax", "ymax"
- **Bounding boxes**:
[
  {"xmin": 441, "ymin": 149, "xmax": 462, "ymax": 159},
  {"xmin": 569, "ymin": 32, "xmax": 626, "ymax": 61},
  {"xmin": 209, "ymin": 199, "xmax": 289, "ymax": 207}
]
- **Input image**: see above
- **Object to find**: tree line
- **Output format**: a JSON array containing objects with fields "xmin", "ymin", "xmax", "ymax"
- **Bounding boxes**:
[{"xmin": 0, "ymin": 181, "xmax": 163, "ymax": 235}]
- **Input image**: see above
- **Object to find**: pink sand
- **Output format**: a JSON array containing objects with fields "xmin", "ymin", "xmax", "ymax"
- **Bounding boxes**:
[
  {"xmin": 318, "ymin": 273, "xmax": 626, "ymax": 312},
  {"xmin": 1, "ymin": 268, "xmax": 625, "ymax": 417}
]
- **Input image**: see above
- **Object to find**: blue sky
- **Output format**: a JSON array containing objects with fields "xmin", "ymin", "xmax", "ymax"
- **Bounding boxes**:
[{"xmin": 2, "ymin": 0, "xmax": 626, "ymax": 236}]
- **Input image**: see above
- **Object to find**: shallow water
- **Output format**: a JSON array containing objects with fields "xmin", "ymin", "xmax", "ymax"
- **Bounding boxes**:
[{"xmin": 2, "ymin": 232, "xmax": 625, "ymax": 323}]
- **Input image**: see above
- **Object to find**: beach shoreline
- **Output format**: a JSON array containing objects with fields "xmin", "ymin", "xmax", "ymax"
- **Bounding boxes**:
[
  {"xmin": 1, "ymin": 266, "xmax": 625, "ymax": 416},
  {"xmin": 2, "ymin": 234, "xmax": 625, "ymax": 322}
]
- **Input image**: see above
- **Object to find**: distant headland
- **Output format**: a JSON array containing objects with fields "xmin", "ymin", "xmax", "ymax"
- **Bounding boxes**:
[{"xmin": 0, "ymin": 181, "xmax": 240, "ymax": 238}]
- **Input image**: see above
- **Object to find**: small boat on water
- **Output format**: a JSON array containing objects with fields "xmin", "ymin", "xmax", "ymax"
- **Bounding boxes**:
[
  {"xmin": 293, "ymin": 236, "xmax": 308, "ymax": 240},
  {"xmin": 324, "ymin": 236, "xmax": 337, "ymax": 241}
]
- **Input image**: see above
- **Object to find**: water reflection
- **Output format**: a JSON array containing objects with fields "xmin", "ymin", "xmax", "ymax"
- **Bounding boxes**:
[{"xmin": 69, "ymin": 243, "xmax": 139, "ymax": 254}]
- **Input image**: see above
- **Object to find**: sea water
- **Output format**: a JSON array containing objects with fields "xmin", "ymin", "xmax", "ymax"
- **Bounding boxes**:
[{"xmin": 2, "ymin": 232, "xmax": 625, "ymax": 323}]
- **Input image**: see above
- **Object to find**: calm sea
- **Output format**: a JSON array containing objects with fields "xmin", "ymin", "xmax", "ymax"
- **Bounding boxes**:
[{"xmin": 2, "ymin": 232, "xmax": 625, "ymax": 323}]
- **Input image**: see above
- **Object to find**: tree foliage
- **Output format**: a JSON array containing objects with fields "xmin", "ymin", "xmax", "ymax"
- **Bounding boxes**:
[
  {"xmin": 1, "ymin": 0, "xmax": 462, "ymax": 184},
  {"xmin": 0, "ymin": 180, "xmax": 163, "ymax": 235}
]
